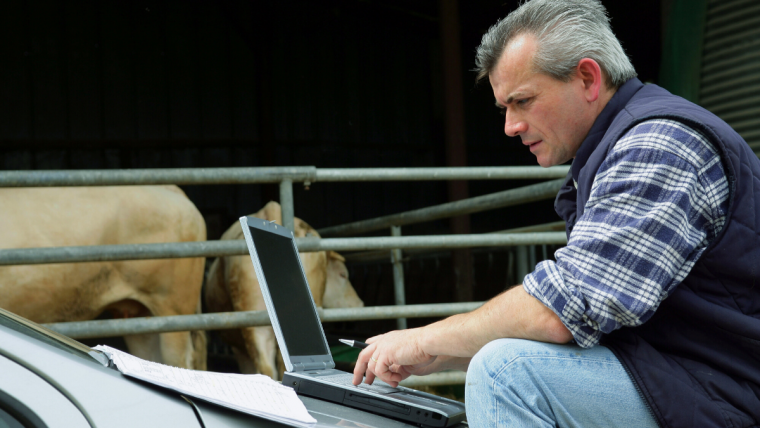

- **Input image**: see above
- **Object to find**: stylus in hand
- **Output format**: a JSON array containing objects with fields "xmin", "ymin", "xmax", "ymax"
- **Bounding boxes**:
[{"xmin": 339, "ymin": 339, "xmax": 369, "ymax": 349}]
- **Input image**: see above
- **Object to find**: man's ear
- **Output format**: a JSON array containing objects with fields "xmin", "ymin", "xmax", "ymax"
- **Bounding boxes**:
[{"xmin": 576, "ymin": 58, "xmax": 603, "ymax": 103}]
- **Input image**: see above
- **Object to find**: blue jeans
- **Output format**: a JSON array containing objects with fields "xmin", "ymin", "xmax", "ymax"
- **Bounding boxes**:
[{"xmin": 465, "ymin": 339, "xmax": 659, "ymax": 428}]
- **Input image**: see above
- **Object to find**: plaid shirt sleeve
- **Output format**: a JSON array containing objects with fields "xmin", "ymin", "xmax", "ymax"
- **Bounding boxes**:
[{"xmin": 523, "ymin": 119, "xmax": 730, "ymax": 348}]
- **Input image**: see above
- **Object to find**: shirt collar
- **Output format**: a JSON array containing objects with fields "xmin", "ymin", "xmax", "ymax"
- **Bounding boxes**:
[{"xmin": 570, "ymin": 78, "xmax": 644, "ymax": 181}]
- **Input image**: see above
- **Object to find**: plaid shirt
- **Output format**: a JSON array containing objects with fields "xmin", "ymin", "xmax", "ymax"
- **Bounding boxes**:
[{"xmin": 524, "ymin": 119, "xmax": 730, "ymax": 348}]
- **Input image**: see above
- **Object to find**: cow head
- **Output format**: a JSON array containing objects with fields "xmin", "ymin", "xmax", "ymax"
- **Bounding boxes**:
[
  {"xmin": 323, "ymin": 251, "xmax": 364, "ymax": 308},
  {"xmin": 251, "ymin": 202, "xmax": 362, "ymax": 309},
  {"xmin": 207, "ymin": 201, "xmax": 365, "ymax": 378},
  {"xmin": 251, "ymin": 201, "xmax": 327, "ymax": 306}
]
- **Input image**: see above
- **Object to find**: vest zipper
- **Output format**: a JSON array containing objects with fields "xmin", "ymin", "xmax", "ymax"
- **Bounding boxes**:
[{"xmin": 606, "ymin": 345, "xmax": 662, "ymax": 428}]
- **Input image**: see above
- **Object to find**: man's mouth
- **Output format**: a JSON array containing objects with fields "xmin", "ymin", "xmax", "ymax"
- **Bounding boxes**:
[{"xmin": 527, "ymin": 140, "xmax": 542, "ymax": 152}]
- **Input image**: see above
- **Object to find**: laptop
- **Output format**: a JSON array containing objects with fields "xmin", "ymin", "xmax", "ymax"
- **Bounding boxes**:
[{"xmin": 239, "ymin": 216, "xmax": 467, "ymax": 427}]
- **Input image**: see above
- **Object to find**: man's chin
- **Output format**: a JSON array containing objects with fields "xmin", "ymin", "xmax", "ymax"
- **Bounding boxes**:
[
  {"xmin": 534, "ymin": 153, "xmax": 567, "ymax": 168},
  {"xmin": 534, "ymin": 156, "xmax": 554, "ymax": 168}
]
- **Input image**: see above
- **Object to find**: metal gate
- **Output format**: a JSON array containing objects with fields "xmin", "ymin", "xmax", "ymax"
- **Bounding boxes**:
[{"xmin": 0, "ymin": 166, "xmax": 569, "ymax": 386}]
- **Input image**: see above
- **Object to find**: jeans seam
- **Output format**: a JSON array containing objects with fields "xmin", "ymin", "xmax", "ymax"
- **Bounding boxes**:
[
  {"xmin": 488, "ymin": 354, "xmax": 619, "ymax": 427},
  {"xmin": 493, "ymin": 354, "xmax": 619, "ymax": 381},
  {"xmin": 489, "ymin": 361, "xmax": 502, "ymax": 426},
  {"xmin": 473, "ymin": 341, "xmax": 658, "ymax": 428}
]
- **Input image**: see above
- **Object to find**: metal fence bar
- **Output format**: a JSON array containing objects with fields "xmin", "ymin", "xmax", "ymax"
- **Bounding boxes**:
[
  {"xmin": 0, "ymin": 233, "xmax": 569, "ymax": 266},
  {"xmin": 495, "ymin": 220, "xmax": 567, "ymax": 234},
  {"xmin": 516, "ymin": 246, "xmax": 529, "ymax": 284},
  {"xmin": 0, "ymin": 167, "xmax": 318, "ymax": 187},
  {"xmin": 344, "ymin": 220, "xmax": 569, "ymax": 263},
  {"xmin": 390, "ymin": 226, "xmax": 407, "ymax": 330},
  {"xmin": 0, "ymin": 166, "xmax": 570, "ymax": 187},
  {"xmin": 279, "ymin": 179, "xmax": 295, "ymax": 231},
  {"xmin": 43, "ymin": 302, "xmax": 485, "ymax": 339},
  {"xmin": 315, "ymin": 166, "xmax": 569, "ymax": 182},
  {"xmin": 318, "ymin": 179, "xmax": 565, "ymax": 237},
  {"xmin": 0, "ymin": 240, "xmax": 245, "ymax": 266}
]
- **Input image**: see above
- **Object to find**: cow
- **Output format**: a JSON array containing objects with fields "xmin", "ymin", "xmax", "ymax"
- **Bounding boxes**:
[
  {"xmin": 204, "ymin": 201, "xmax": 363, "ymax": 379},
  {"xmin": 0, "ymin": 186, "xmax": 207, "ymax": 370}
]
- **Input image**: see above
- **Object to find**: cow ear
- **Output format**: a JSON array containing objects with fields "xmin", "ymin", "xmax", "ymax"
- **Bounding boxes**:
[
  {"xmin": 327, "ymin": 251, "xmax": 345, "ymax": 262},
  {"xmin": 257, "ymin": 201, "xmax": 281, "ymax": 224}
]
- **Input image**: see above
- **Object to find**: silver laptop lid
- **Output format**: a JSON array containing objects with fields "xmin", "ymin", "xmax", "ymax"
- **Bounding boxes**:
[{"xmin": 239, "ymin": 216, "xmax": 334, "ymax": 372}]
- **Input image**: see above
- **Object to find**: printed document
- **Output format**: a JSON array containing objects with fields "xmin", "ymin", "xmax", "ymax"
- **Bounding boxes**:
[{"xmin": 93, "ymin": 345, "xmax": 316, "ymax": 427}]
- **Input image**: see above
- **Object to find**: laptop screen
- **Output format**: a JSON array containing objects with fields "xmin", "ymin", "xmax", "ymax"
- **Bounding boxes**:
[{"xmin": 248, "ymin": 225, "xmax": 330, "ymax": 357}]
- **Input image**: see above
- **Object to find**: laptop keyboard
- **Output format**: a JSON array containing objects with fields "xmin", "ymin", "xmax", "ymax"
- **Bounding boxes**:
[{"xmin": 317, "ymin": 373, "xmax": 400, "ymax": 394}]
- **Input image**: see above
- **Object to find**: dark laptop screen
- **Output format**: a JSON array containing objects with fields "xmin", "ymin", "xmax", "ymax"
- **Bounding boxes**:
[{"xmin": 248, "ymin": 225, "xmax": 330, "ymax": 357}]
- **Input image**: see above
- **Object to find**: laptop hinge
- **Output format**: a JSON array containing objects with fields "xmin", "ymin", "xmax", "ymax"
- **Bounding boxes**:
[{"xmin": 293, "ymin": 361, "xmax": 333, "ymax": 371}]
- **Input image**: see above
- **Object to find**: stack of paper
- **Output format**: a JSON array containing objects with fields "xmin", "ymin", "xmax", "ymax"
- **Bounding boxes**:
[{"xmin": 93, "ymin": 345, "xmax": 316, "ymax": 428}]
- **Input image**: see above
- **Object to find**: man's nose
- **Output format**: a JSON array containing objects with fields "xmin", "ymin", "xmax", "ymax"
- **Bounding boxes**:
[{"xmin": 504, "ymin": 115, "xmax": 527, "ymax": 137}]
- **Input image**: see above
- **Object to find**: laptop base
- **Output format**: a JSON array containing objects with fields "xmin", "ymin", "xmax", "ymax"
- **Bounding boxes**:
[{"xmin": 283, "ymin": 371, "xmax": 465, "ymax": 427}]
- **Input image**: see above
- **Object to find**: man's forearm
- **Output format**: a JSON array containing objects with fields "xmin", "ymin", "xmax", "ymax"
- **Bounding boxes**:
[
  {"xmin": 351, "ymin": 285, "xmax": 572, "ymax": 387},
  {"xmin": 401, "ymin": 355, "xmax": 472, "ymax": 377},
  {"xmin": 419, "ymin": 285, "xmax": 572, "ymax": 358}
]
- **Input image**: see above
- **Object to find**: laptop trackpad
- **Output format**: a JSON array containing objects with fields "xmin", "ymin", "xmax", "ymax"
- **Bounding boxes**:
[{"xmin": 357, "ymin": 383, "xmax": 400, "ymax": 395}]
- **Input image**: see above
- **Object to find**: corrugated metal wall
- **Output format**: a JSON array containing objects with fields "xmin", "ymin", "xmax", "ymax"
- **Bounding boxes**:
[{"xmin": 700, "ymin": 0, "xmax": 760, "ymax": 157}]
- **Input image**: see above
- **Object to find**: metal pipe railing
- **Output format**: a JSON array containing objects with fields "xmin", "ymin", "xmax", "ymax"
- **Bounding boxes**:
[
  {"xmin": 0, "ymin": 167, "xmax": 318, "ymax": 187},
  {"xmin": 0, "ymin": 166, "xmax": 568, "ymax": 187},
  {"xmin": 390, "ymin": 226, "xmax": 407, "ymax": 330},
  {"xmin": 317, "ymin": 179, "xmax": 565, "ymax": 237},
  {"xmin": 343, "ymin": 221, "xmax": 569, "ymax": 263},
  {"xmin": 1, "ymin": 165, "xmax": 565, "ymax": 379},
  {"xmin": 516, "ymin": 246, "xmax": 530, "ymax": 284},
  {"xmin": 0, "ymin": 233, "xmax": 568, "ymax": 266},
  {"xmin": 315, "ymin": 166, "xmax": 569, "ymax": 182},
  {"xmin": 279, "ymin": 179, "xmax": 295, "ymax": 231},
  {"xmin": 0, "ymin": 240, "xmax": 244, "ymax": 266},
  {"xmin": 43, "ymin": 302, "xmax": 484, "ymax": 339},
  {"xmin": 495, "ymin": 220, "xmax": 567, "ymax": 234}
]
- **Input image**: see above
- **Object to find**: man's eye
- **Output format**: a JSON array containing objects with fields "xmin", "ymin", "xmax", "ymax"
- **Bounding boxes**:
[{"xmin": 516, "ymin": 98, "xmax": 530, "ymax": 106}]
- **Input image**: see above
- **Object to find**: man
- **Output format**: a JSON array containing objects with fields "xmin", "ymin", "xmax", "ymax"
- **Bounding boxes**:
[{"xmin": 352, "ymin": 0, "xmax": 760, "ymax": 427}]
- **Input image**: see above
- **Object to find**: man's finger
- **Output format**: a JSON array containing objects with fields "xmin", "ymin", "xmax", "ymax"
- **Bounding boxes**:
[
  {"xmin": 409, "ymin": 355, "xmax": 437, "ymax": 370},
  {"xmin": 376, "ymin": 358, "xmax": 409, "ymax": 387},
  {"xmin": 388, "ymin": 373, "xmax": 402, "ymax": 387},
  {"xmin": 396, "ymin": 366, "xmax": 413, "ymax": 381},
  {"xmin": 352, "ymin": 356, "xmax": 368, "ymax": 385},
  {"xmin": 374, "ymin": 355, "xmax": 395, "ymax": 384},
  {"xmin": 364, "ymin": 348, "xmax": 382, "ymax": 385},
  {"xmin": 352, "ymin": 345, "xmax": 376, "ymax": 385},
  {"xmin": 364, "ymin": 370, "xmax": 376, "ymax": 385}
]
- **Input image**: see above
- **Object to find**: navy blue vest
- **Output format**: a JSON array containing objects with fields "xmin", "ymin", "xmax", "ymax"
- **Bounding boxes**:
[{"xmin": 555, "ymin": 78, "xmax": 760, "ymax": 428}]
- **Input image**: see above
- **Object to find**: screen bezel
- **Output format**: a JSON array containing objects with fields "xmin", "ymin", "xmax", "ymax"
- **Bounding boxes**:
[{"xmin": 239, "ymin": 216, "xmax": 333, "ymax": 372}]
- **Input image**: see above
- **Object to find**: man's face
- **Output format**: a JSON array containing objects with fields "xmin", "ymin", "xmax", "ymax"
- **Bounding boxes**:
[{"xmin": 489, "ymin": 35, "xmax": 597, "ymax": 167}]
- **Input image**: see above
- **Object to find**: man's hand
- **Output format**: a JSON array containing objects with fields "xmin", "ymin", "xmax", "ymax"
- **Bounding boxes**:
[
  {"xmin": 351, "ymin": 328, "xmax": 436, "ymax": 387},
  {"xmin": 350, "ymin": 286, "xmax": 572, "ymax": 387},
  {"xmin": 392, "ymin": 355, "xmax": 472, "ymax": 378}
]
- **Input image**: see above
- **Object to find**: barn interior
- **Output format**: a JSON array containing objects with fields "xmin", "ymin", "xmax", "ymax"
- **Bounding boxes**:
[{"xmin": 3, "ymin": 0, "xmax": 757, "ymax": 391}]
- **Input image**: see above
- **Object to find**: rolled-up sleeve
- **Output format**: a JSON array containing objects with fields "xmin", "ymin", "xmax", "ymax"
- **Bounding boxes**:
[{"xmin": 523, "ymin": 120, "xmax": 729, "ymax": 348}]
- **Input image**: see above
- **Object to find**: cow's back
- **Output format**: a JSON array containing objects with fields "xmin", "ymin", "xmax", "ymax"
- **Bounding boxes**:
[
  {"xmin": 0, "ymin": 185, "xmax": 202, "ymax": 247},
  {"xmin": 0, "ymin": 185, "xmax": 206, "ymax": 323}
]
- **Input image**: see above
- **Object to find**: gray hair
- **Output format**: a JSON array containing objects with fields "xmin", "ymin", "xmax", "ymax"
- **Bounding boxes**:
[{"xmin": 475, "ymin": 0, "xmax": 636, "ymax": 88}]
